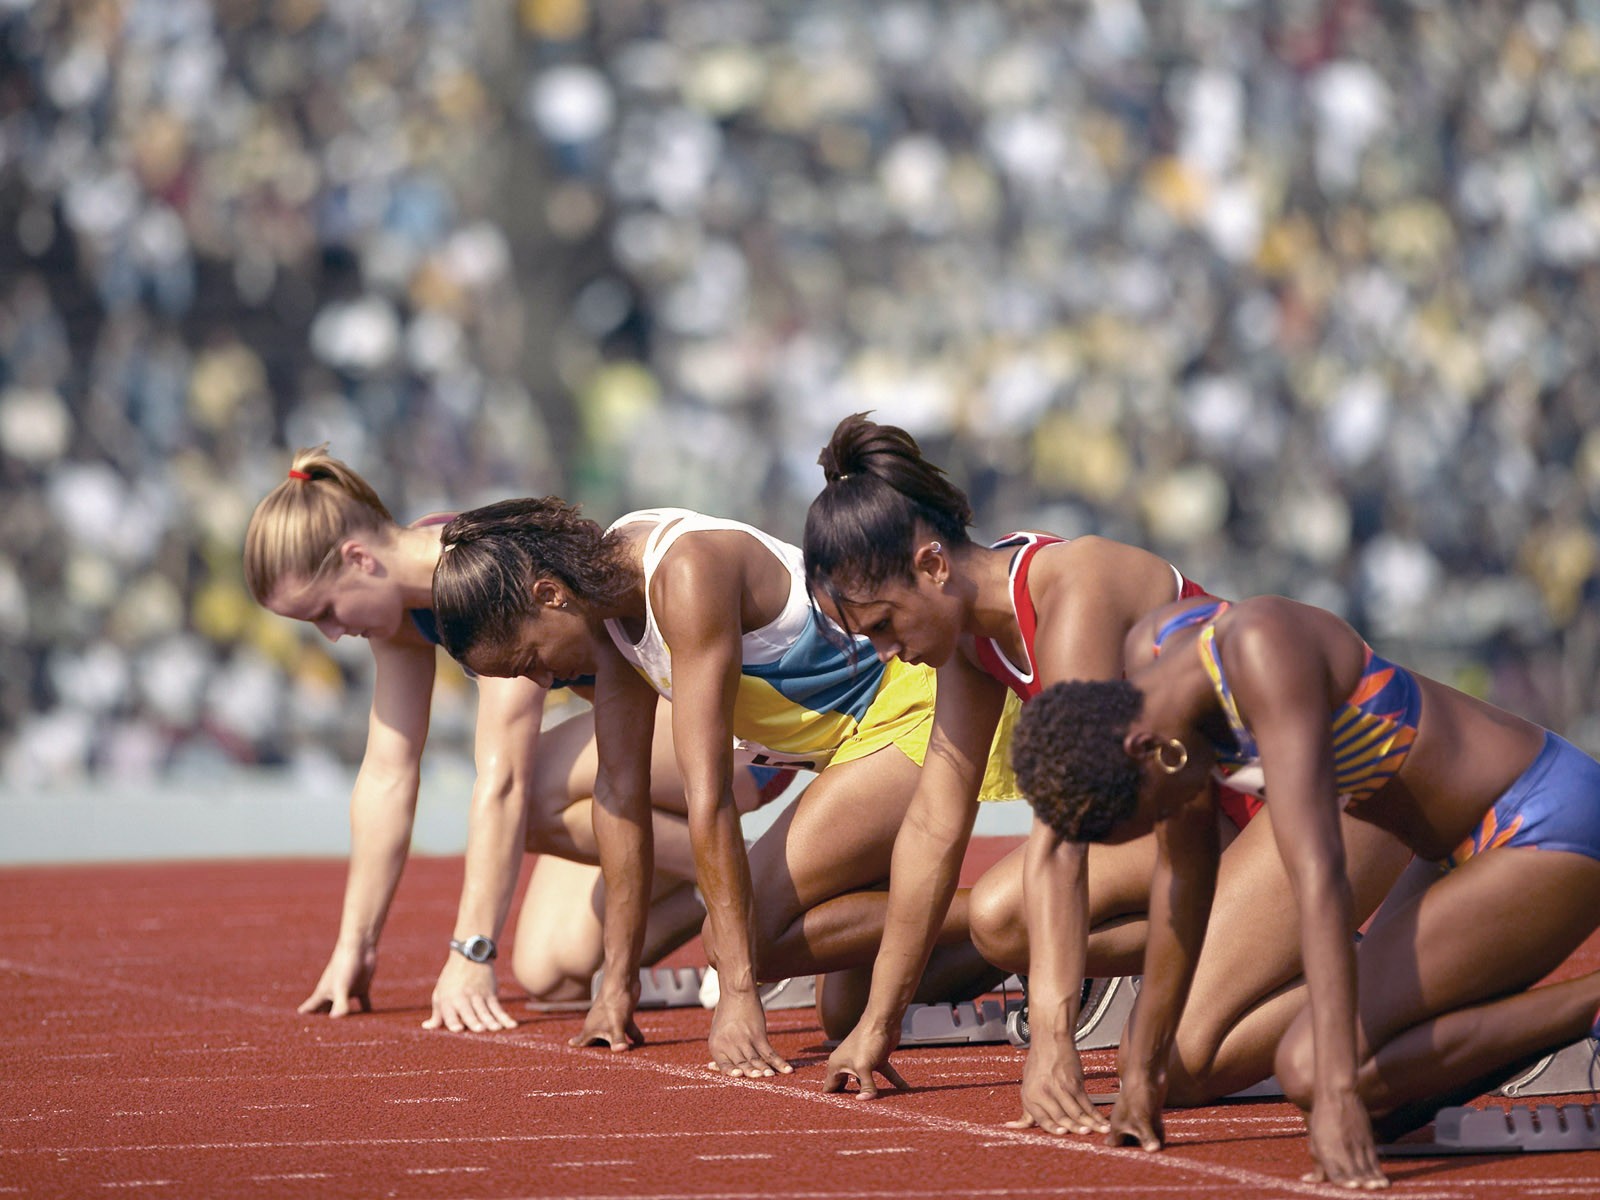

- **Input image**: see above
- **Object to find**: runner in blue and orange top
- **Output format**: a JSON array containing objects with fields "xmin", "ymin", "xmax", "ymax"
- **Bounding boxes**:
[
  {"xmin": 1011, "ymin": 593, "xmax": 1600, "ymax": 1188},
  {"xmin": 798, "ymin": 413, "xmax": 1411, "ymax": 1126},
  {"xmin": 244, "ymin": 446, "xmax": 790, "ymax": 1033}
]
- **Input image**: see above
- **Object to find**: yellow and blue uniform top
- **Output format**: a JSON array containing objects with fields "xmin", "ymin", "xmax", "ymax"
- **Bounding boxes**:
[{"xmin": 602, "ymin": 509, "xmax": 889, "ymax": 774}]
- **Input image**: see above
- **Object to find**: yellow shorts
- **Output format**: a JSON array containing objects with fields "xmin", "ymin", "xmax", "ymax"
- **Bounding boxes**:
[{"xmin": 829, "ymin": 657, "xmax": 1021, "ymax": 802}]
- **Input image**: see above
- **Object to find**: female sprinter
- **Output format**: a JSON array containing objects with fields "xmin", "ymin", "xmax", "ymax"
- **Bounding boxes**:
[
  {"xmin": 244, "ymin": 447, "xmax": 787, "ymax": 1031},
  {"xmin": 1011, "ymin": 593, "xmax": 1600, "ymax": 1187},
  {"xmin": 801, "ymin": 413, "xmax": 1410, "ymax": 1125},
  {"xmin": 429, "ymin": 500, "xmax": 1017, "ymax": 1079}
]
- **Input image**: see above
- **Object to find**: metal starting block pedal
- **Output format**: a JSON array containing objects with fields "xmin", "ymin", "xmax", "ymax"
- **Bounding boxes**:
[
  {"xmin": 590, "ymin": 965, "xmax": 705, "ymax": 1009},
  {"xmin": 1381, "ymin": 1104, "xmax": 1600, "ymax": 1157},
  {"xmin": 1222, "ymin": 1075, "xmax": 1285, "ymax": 1100},
  {"xmin": 692, "ymin": 969, "xmax": 819, "ymax": 1010},
  {"xmin": 757, "ymin": 974, "xmax": 817, "ymax": 1010},
  {"xmin": 899, "ymin": 997, "xmax": 1020, "ymax": 1046},
  {"xmin": 1496, "ymin": 1038, "xmax": 1599, "ymax": 1098}
]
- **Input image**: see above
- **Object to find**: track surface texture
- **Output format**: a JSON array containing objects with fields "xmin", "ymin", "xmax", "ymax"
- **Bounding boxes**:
[{"xmin": 3, "ymin": 842, "xmax": 1597, "ymax": 1200}]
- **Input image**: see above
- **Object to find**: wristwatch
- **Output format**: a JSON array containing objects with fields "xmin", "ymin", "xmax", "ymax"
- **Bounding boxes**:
[{"xmin": 449, "ymin": 934, "xmax": 497, "ymax": 964}]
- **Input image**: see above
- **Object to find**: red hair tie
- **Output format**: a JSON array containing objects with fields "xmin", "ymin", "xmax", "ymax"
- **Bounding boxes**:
[{"xmin": 288, "ymin": 468, "xmax": 312, "ymax": 481}]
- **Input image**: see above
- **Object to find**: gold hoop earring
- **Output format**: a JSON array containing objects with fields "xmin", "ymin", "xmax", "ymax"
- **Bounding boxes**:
[{"xmin": 1155, "ymin": 738, "xmax": 1188, "ymax": 775}]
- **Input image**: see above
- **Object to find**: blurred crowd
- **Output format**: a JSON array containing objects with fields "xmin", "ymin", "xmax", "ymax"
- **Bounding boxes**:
[{"xmin": 4, "ymin": 0, "xmax": 1600, "ymax": 786}]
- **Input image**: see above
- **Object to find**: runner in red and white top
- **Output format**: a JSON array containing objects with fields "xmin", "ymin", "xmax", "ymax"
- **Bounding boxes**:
[{"xmin": 972, "ymin": 531, "xmax": 1207, "ymax": 701}]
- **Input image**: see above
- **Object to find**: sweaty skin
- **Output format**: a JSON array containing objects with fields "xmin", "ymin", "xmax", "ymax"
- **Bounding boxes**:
[{"xmin": 1101, "ymin": 595, "xmax": 1600, "ymax": 1189}]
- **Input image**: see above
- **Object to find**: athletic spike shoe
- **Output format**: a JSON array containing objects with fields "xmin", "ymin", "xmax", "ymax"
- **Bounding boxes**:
[
  {"xmin": 1004, "ymin": 975, "xmax": 1104, "ymax": 1049},
  {"xmin": 1005, "ymin": 975, "xmax": 1030, "ymax": 1047},
  {"xmin": 1076, "ymin": 977, "xmax": 1116, "ymax": 1036},
  {"xmin": 698, "ymin": 966, "xmax": 719, "ymax": 1008}
]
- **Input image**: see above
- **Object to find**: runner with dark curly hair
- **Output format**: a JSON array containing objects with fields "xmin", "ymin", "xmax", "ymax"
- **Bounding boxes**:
[{"xmin": 1012, "ymin": 592, "xmax": 1600, "ymax": 1187}]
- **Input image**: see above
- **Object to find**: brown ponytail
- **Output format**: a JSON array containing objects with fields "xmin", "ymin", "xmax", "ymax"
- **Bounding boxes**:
[
  {"xmin": 430, "ymin": 497, "xmax": 633, "ymax": 662},
  {"xmin": 803, "ymin": 412, "xmax": 973, "ymax": 606}
]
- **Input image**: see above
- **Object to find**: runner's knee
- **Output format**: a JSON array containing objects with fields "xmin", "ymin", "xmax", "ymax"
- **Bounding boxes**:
[
  {"xmin": 968, "ymin": 871, "xmax": 1024, "ymax": 970},
  {"xmin": 1273, "ymin": 1022, "xmax": 1316, "ymax": 1109},
  {"xmin": 511, "ymin": 946, "xmax": 587, "ymax": 1003}
]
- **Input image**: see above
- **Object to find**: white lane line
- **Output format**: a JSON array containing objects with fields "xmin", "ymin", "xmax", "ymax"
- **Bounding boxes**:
[
  {"xmin": 697, "ymin": 1153, "xmax": 772, "ymax": 1161},
  {"xmin": 248, "ymin": 1174, "xmax": 332, "ymax": 1182},
  {"xmin": 0, "ymin": 959, "xmax": 472, "ymax": 1026},
  {"xmin": 0, "ymin": 951, "xmax": 1501, "ymax": 1200},
  {"xmin": 837, "ymin": 1147, "xmax": 915, "ymax": 1156},
  {"xmin": 99, "ymin": 1183, "xmax": 172, "ymax": 1190},
  {"xmin": 482, "ymin": 1034, "xmax": 1373, "ymax": 1200},
  {"xmin": 321, "ymin": 1190, "xmax": 1370, "ymax": 1200},
  {"xmin": 241, "ymin": 1103, "xmax": 313, "ymax": 1111},
  {"xmin": 303, "ymin": 1039, "xmax": 406, "ymax": 1049},
  {"xmin": 0, "ymin": 1032, "xmax": 195, "ymax": 1045},
  {"xmin": 405, "ymin": 1166, "xmax": 488, "ymax": 1176},
  {"xmin": 550, "ymin": 1160, "xmax": 633, "ymax": 1168},
  {"xmin": 1350, "ymin": 1182, "xmax": 1600, "ymax": 1190},
  {"xmin": 385, "ymin": 1096, "xmax": 466, "ymax": 1104},
  {"xmin": 39, "ymin": 1052, "xmax": 115, "ymax": 1061},
  {"xmin": 526, "ymin": 1089, "xmax": 604, "ymax": 1097},
  {"xmin": 3, "ymin": 1128, "xmax": 909, "ymax": 1155}
]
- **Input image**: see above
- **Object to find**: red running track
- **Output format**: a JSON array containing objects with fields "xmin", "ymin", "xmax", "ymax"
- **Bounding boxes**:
[{"xmin": 1, "ymin": 842, "xmax": 1597, "ymax": 1200}]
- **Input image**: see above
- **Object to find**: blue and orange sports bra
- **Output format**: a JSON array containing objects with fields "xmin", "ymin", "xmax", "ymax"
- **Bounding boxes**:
[{"xmin": 1153, "ymin": 600, "xmax": 1420, "ymax": 804}]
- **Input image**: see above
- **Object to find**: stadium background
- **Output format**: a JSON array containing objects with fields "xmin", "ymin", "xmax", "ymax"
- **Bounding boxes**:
[{"xmin": 3, "ymin": 0, "xmax": 1600, "ymax": 855}]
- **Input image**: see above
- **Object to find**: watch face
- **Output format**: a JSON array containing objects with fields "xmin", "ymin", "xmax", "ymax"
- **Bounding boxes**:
[{"xmin": 455, "ymin": 936, "xmax": 496, "ymax": 963}]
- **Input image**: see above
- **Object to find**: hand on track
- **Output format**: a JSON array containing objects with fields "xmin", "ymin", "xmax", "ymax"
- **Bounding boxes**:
[
  {"xmin": 570, "ymin": 989, "xmax": 644, "ymax": 1052},
  {"xmin": 1105, "ymin": 1078, "xmax": 1165, "ymax": 1152},
  {"xmin": 1304, "ymin": 1091, "xmax": 1389, "ymax": 1189},
  {"xmin": 823, "ymin": 1020, "xmax": 907, "ymax": 1100},
  {"xmin": 423, "ymin": 956, "xmax": 518, "ymax": 1033},
  {"xmin": 1006, "ymin": 1027, "xmax": 1108, "ymax": 1135},
  {"xmin": 705, "ymin": 988, "xmax": 792, "ymax": 1078},
  {"xmin": 298, "ymin": 944, "xmax": 377, "ymax": 1018}
]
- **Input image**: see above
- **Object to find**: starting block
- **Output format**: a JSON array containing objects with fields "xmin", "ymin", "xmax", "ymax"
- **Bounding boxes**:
[
  {"xmin": 591, "ymin": 965, "xmax": 705, "ymax": 1009},
  {"xmin": 1381, "ymin": 1104, "xmax": 1600, "ymax": 1157},
  {"xmin": 900, "ymin": 997, "xmax": 1020, "ymax": 1045},
  {"xmin": 1001, "ymin": 975, "xmax": 1142, "ymax": 1050},
  {"xmin": 1496, "ymin": 1038, "xmax": 1600, "ymax": 1098},
  {"xmin": 1086, "ymin": 1075, "xmax": 1285, "ymax": 1107},
  {"xmin": 1222, "ymin": 1075, "xmax": 1285, "ymax": 1100}
]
